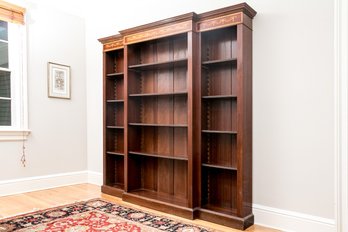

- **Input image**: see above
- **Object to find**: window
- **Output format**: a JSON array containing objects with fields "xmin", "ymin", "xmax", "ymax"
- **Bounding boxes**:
[
  {"xmin": 0, "ymin": 20, "xmax": 11, "ymax": 126},
  {"xmin": 0, "ymin": 1, "xmax": 29, "ymax": 141}
]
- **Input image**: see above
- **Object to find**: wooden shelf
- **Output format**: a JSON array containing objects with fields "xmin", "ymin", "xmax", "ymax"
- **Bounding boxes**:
[
  {"xmin": 201, "ymin": 203, "xmax": 237, "ymax": 216},
  {"xmin": 128, "ymin": 58, "xmax": 187, "ymax": 71},
  {"xmin": 129, "ymin": 151, "xmax": 188, "ymax": 161},
  {"xmin": 202, "ymin": 58, "xmax": 237, "ymax": 66},
  {"xmin": 202, "ymin": 130, "xmax": 237, "ymax": 134},
  {"xmin": 106, "ymin": 151, "xmax": 124, "ymax": 156},
  {"xmin": 126, "ymin": 189, "xmax": 189, "ymax": 208},
  {"xmin": 129, "ymin": 91, "xmax": 187, "ymax": 97},
  {"xmin": 106, "ymin": 72, "xmax": 124, "ymax": 77},
  {"xmin": 202, "ymin": 163, "xmax": 237, "ymax": 171},
  {"xmin": 106, "ymin": 99, "xmax": 124, "ymax": 103},
  {"xmin": 103, "ymin": 46, "xmax": 126, "ymax": 201},
  {"xmin": 106, "ymin": 126, "xmax": 124, "ymax": 129},
  {"xmin": 101, "ymin": 185, "xmax": 124, "ymax": 198},
  {"xmin": 106, "ymin": 183, "xmax": 124, "ymax": 190},
  {"xmin": 129, "ymin": 123, "xmax": 188, "ymax": 128},
  {"xmin": 202, "ymin": 95, "xmax": 237, "ymax": 99}
]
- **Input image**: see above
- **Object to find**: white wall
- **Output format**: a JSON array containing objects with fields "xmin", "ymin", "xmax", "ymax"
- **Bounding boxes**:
[
  {"xmin": 252, "ymin": 0, "xmax": 334, "ymax": 220},
  {"xmin": 0, "ymin": 1, "xmax": 87, "ymax": 181},
  {"xmin": 84, "ymin": 0, "xmax": 335, "ymax": 229},
  {"xmin": 0, "ymin": 0, "xmax": 336, "ymax": 230}
]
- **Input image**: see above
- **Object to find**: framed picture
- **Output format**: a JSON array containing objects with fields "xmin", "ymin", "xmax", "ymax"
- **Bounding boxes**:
[{"xmin": 47, "ymin": 62, "xmax": 71, "ymax": 99}]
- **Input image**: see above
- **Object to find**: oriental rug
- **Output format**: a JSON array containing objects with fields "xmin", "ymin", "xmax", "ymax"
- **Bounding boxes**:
[{"xmin": 0, "ymin": 198, "xmax": 213, "ymax": 231}]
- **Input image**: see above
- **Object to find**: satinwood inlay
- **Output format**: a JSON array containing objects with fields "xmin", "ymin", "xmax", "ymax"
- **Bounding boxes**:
[
  {"xmin": 124, "ymin": 21, "xmax": 192, "ymax": 44},
  {"xmin": 104, "ymin": 40, "xmax": 123, "ymax": 51},
  {"xmin": 197, "ymin": 12, "xmax": 243, "ymax": 32}
]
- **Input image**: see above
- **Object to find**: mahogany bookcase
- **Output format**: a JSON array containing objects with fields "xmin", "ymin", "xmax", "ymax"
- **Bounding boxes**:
[{"xmin": 99, "ymin": 3, "xmax": 256, "ymax": 230}]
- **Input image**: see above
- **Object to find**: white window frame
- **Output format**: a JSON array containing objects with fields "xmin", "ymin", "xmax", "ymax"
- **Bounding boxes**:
[
  {"xmin": 335, "ymin": 0, "xmax": 348, "ymax": 230},
  {"xmin": 0, "ymin": 21, "xmax": 29, "ymax": 141}
]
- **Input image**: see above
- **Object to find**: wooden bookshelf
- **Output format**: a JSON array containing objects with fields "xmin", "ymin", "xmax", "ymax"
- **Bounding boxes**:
[
  {"xmin": 129, "ymin": 151, "xmax": 188, "ymax": 161},
  {"xmin": 99, "ymin": 3, "xmax": 256, "ymax": 230},
  {"xmin": 106, "ymin": 72, "xmax": 124, "ymax": 77},
  {"xmin": 202, "ymin": 95, "xmax": 237, "ymax": 99},
  {"xmin": 128, "ymin": 58, "xmax": 187, "ymax": 71},
  {"xmin": 125, "ymin": 33, "xmax": 191, "ymax": 214},
  {"xmin": 129, "ymin": 91, "xmax": 187, "ymax": 97},
  {"xmin": 99, "ymin": 35, "xmax": 125, "ymax": 197}
]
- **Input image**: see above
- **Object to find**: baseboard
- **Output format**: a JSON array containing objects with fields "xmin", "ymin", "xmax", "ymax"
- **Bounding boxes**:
[
  {"xmin": 253, "ymin": 204, "xmax": 335, "ymax": 232},
  {"xmin": 87, "ymin": 171, "xmax": 102, "ymax": 186},
  {"xmin": 0, "ymin": 171, "xmax": 102, "ymax": 197},
  {"xmin": 0, "ymin": 173, "xmax": 336, "ymax": 232},
  {"xmin": 85, "ymin": 173, "xmax": 337, "ymax": 232},
  {"xmin": 0, "ymin": 171, "xmax": 88, "ymax": 197}
]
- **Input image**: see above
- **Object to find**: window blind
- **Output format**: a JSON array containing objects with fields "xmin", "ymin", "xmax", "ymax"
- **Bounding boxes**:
[{"xmin": 0, "ymin": 0, "xmax": 25, "ymax": 25}]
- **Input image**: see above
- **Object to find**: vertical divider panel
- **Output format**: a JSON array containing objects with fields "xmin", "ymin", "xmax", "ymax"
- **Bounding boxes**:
[
  {"xmin": 236, "ymin": 23, "xmax": 244, "ymax": 217},
  {"xmin": 170, "ymin": 39, "xmax": 175, "ymax": 160},
  {"xmin": 102, "ymin": 51, "xmax": 107, "ymax": 186},
  {"xmin": 124, "ymin": 45, "xmax": 129, "ymax": 192},
  {"xmin": 236, "ymin": 24, "xmax": 242, "ymax": 217},
  {"xmin": 192, "ymin": 29, "xmax": 201, "ymax": 210},
  {"xmin": 236, "ymin": 24, "xmax": 253, "ymax": 218},
  {"xmin": 187, "ymin": 31, "xmax": 193, "ymax": 209}
]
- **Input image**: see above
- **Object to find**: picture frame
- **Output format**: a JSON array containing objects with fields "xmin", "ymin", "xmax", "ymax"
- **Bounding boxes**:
[{"xmin": 47, "ymin": 62, "xmax": 71, "ymax": 99}]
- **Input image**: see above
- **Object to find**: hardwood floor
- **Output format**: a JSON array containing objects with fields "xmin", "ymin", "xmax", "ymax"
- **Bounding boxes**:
[{"xmin": 0, "ymin": 184, "xmax": 279, "ymax": 231}]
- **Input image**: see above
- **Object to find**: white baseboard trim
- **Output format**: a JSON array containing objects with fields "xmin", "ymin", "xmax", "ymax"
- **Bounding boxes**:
[
  {"xmin": 0, "ymin": 171, "xmax": 88, "ymax": 197},
  {"xmin": 0, "ymin": 173, "xmax": 337, "ymax": 232},
  {"xmin": 0, "ymin": 171, "xmax": 103, "ymax": 197},
  {"xmin": 87, "ymin": 171, "xmax": 102, "ymax": 186},
  {"xmin": 253, "ymin": 204, "xmax": 335, "ymax": 232}
]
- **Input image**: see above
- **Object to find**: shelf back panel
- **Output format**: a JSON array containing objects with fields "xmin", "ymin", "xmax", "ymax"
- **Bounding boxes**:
[
  {"xmin": 129, "ymin": 96, "xmax": 187, "ymax": 125},
  {"xmin": 202, "ymin": 64, "xmax": 237, "ymax": 96},
  {"xmin": 105, "ymin": 155, "xmax": 124, "ymax": 186},
  {"xmin": 202, "ymin": 168, "xmax": 237, "ymax": 212},
  {"xmin": 106, "ymin": 104, "xmax": 124, "ymax": 127},
  {"xmin": 106, "ymin": 78, "xmax": 124, "ymax": 100},
  {"xmin": 128, "ymin": 155, "xmax": 188, "ymax": 199},
  {"xmin": 202, "ymin": 99, "xmax": 237, "ymax": 131},
  {"xmin": 201, "ymin": 27, "xmax": 237, "ymax": 62},
  {"xmin": 106, "ymin": 129, "xmax": 124, "ymax": 154},
  {"xmin": 106, "ymin": 50, "xmax": 124, "ymax": 74},
  {"xmin": 202, "ymin": 133, "xmax": 237, "ymax": 168},
  {"xmin": 128, "ymin": 67, "xmax": 187, "ymax": 95},
  {"xmin": 128, "ymin": 34, "xmax": 187, "ymax": 66},
  {"xmin": 128, "ymin": 126, "xmax": 188, "ymax": 158}
]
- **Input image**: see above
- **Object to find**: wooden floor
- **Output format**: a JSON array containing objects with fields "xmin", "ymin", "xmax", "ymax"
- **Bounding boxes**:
[{"xmin": 0, "ymin": 184, "xmax": 279, "ymax": 232}]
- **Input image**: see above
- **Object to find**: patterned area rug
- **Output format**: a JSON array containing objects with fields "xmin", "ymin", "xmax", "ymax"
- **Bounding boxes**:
[{"xmin": 0, "ymin": 199, "xmax": 213, "ymax": 231}]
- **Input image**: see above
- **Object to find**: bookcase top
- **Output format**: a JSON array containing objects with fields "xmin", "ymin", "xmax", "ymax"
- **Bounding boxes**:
[{"xmin": 99, "ymin": 2, "xmax": 256, "ymax": 49}]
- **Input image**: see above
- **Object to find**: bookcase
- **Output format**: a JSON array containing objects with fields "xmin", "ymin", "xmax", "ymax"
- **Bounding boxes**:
[
  {"xmin": 199, "ymin": 25, "xmax": 241, "ymax": 224},
  {"xmin": 99, "ymin": 3, "xmax": 256, "ymax": 230},
  {"xmin": 126, "ymin": 33, "xmax": 191, "ymax": 212},
  {"xmin": 100, "ymin": 35, "xmax": 125, "ymax": 197}
]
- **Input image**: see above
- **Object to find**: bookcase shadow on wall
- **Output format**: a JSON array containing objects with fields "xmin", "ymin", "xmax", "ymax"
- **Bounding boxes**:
[{"xmin": 99, "ymin": 3, "xmax": 256, "ymax": 230}]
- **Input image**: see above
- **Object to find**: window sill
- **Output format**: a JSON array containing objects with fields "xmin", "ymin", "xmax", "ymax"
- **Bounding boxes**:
[{"xmin": 0, "ymin": 129, "xmax": 31, "ymax": 141}]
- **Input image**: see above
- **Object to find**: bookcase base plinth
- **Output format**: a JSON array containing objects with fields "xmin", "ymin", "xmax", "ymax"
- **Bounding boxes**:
[
  {"xmin": 198, "ymin": 209, "xmax": 254, "ymax": 230},
  {"xmin": 123, "ymin": 192, "xmax": 195, "ymax": 220}
]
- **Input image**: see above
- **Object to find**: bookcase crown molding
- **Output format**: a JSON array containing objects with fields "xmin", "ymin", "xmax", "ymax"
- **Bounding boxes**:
[{"xmin": 99, "ymin": 3, "xmax": 256, "ymax": 50}]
